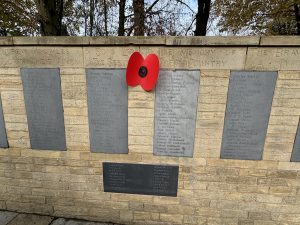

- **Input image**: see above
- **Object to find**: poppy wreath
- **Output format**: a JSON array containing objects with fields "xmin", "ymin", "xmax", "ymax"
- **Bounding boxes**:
[{"xmin": 126, "ymin": 52, "xmax": 160, "ymax": 91}]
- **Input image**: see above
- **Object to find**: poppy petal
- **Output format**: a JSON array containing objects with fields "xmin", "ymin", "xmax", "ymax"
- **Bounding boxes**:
[
  {"xmin": 140, "ymin": 54, "xmax": 160, "ymax": 91},
  {"xmin": 126, "ymin": 52, "xmax": 144, "ymax": 87}
]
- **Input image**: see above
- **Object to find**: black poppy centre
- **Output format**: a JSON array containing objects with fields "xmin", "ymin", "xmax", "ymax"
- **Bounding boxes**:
[{"xmin": 138, "ymin": 66, "xmax": 148, "ymax": 78}]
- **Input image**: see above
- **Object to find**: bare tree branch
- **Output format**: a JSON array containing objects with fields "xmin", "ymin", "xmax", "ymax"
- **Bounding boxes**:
[
  {"xmin": 185, "ymin": 16, "xmax": 196, "ymax": 35},
  {"xmin": 146, "ymin": 0, "xmax": 160, "ymax": 14},
  {"xmin": 174, "ymin": 0, "xmax": 195, "ymax": 14}
]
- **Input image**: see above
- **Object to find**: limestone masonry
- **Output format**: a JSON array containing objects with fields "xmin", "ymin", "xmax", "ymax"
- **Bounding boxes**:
[{"xmin": 0, "ymin": 36, "xmax": 300, "ymax": 225}]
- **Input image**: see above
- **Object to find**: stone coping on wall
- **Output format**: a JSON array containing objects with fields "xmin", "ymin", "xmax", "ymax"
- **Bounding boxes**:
[{"xmin": 0, "ymin": 36, "xmax": 299, "ymax": 46}]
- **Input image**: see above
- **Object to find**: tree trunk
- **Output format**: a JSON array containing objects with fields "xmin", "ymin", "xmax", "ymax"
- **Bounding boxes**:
[
  {"xmin": 118, "ymin": 0, "xmax": 126, "ymax": 36},
  {"xmin": 133, "ymin": 0, "xmax": 145, "ymax": 36},
  {"xmin": 89, "ymin": 0, "xmax": 95, "ymax": 36},
  {"xmin": 194, "ymin": 0, "xmax": 211, "ymax": 36},
  {"xmin": 83, "ymin": 0, "xmax": 87, "ymax": 36},
  {"xmin": 0, "ymin": 28, "xmax": 7, "ymax": 36},
  {"xmin": 35, "ymin": 0, "xmax": 66, "ymax": 36},
  {"xmin": 58, "ymin": 0, "xmax": 63, "ymax": 33},
  {"xmin": 104, "ymin": 0, "xmax": 108, "ymax": 36},
  {"xmin": 294, "ymin": 3, "xmax": 300, "ymax": 35}
]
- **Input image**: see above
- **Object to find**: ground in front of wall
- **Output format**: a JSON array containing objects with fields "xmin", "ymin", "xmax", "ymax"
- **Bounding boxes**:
[{"xmin": 0, "ymin": 210, "xmax": 122, "ymax": 225}]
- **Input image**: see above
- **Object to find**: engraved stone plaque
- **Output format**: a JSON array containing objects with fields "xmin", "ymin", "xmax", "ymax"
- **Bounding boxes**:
[
  {"xmin": 103, "ymin": 162, "xmax": 179, "ymax": 196},
  {"xmin": 221, "ymin": 71, "xmax": 278, "ymax": 160},
  {"xmin": 0, "ymin": 96, "xmax": 8, "ymax": 148},
  {"xmin": 86, "ymin": 69, "xmax": 128, "ymax": 153},
  {"xmin": 141, "ymin": 47, "xmax": 247, "ymax": 70},
  {"xmin": 291, "ymin": 119, "xmax": 300, "ymax": 162},
  {"xmin": 21, "ymin": 68, "xmax": 66, "ymax": 150},
  {"xmin": 154, "ymin": 70, "xmax": 200, "ymax": 157},
  {"xmin": 245, "ymin": 48, "xmax": 300, "ymax": 71},
  {"xmin": 0, "ymin": 47, "xmax": 83, "ymax": 68}
]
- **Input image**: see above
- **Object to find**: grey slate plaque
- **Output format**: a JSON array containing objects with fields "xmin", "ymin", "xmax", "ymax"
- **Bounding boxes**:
[
  {"xmin": 154, "ymin": 70, "xmax": 200, "ymax": 157},
  {"xmin": 21, "ymin": 68, "xmax": 66, "ymax": 150},
  {"xmin": 291, "ymin": 119, "xmax": 300, "ymax": 162},
  {"xmin": 0, "ymin": 95, "xmax": 8, "ymax": 148},
  {"xmin": 86, "ymin": 69, "xmax": 128, "ymax": 153},
  {"xmin": 221, "ymin": 71, "xmax": 277, "ymax": 160},
  {"xmin": 103, "ymin": 162, "xmax": 179, "ymax": 196}
]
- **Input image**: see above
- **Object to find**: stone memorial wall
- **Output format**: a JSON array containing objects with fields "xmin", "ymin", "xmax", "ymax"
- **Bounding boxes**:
[{"xmin": 0, "ymin": 36, "xmax": 300, "ymax": 225}]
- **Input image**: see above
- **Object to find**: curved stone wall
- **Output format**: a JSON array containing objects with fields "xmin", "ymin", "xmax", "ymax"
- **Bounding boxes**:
[{"xmin": 0, "ymin": 36, "xmax": 299, "ymax": 225}]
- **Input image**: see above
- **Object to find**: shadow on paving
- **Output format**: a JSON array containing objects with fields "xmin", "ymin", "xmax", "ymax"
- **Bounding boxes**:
[{"xmin": 0, "ymin": 211, "xmax": 122, "ymax": 225}]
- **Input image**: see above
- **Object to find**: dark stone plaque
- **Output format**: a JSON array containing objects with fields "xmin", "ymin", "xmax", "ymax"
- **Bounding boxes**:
[
  {"xmin": 221, "ymin": 71, "xmax": 278, "ymax": 160},
  {"xmin": 86, "ymin": 69, "xmax": 128, "ymax": 153},
  {"xmin": 291, "ymin": 119, "xmax": 300, "ymax": 162},
  {"xmin": 0, "ymin": 96, "xmax": 8, "ymax": 148},
  {"xmin": 21, "ymin": 68, "xmax": 66, "ymax": 151},
  {"xmin": 154, "ymin": 70, "xmax": 200, "ymax": 157},
  {"xmin": 103, "ymin": 162, "xmax": 179, "ymax": 196}
]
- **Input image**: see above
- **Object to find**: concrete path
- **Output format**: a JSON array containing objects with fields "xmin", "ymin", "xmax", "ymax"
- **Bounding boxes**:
[{"xmin": 0, "ymin": 211, "xmax": 120, "ymax": 225}]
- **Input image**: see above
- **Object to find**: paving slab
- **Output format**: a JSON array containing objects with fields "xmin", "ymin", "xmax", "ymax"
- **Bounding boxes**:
[
  {"xmin": 0, "ymin": 211, "xmax": 119, "ymax": 225},
  {"xmin": 50, "ymin": 218, "xmax": 111, "ymax": 225},
  {"xmin": 0, "ymin": 211, "xmax": 18, "ymax": 225},
  {"xmin": 7, "ymin": 214, "xmax": 54, "ymax": 225},
  {"xmin": 50, "ymin": 218, "xmax": 66, "ymax": 225}
]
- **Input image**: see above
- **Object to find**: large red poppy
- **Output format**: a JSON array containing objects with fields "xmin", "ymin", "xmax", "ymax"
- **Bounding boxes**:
[{"xmin": 126, "ymin": 52, "xmax": 160, "ymax": 91}]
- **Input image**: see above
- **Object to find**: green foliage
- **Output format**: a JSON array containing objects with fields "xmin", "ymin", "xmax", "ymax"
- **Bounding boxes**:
[
  {"xmin": 0, "ymin": 0, "xmax": 38, "ymax": 36},
  {"xmin": 213, "ymin": 0, "xmax": 300, "ymax": 35}
]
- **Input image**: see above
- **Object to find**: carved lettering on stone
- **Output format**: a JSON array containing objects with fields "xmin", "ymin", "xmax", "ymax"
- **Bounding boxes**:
[
  {"xmin": 221, "ymin": 71, "xmax": 277, "ymax": 160},
  {"xmin": 21, "ymin": 68, "xmax": 66, "ymax": 150},
  {"xmin": 86, "ymin": 69, "xmax": 128, "ymax": 153},
  {"xmin": 154, "ymin": 70, "xmax": 200, "ymax": 157},
  {"xmin": 103, "ymin": 162, "xmax": 179, "ymax": 196}
]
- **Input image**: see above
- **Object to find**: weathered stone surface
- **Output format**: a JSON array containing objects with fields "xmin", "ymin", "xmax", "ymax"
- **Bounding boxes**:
[
  {"xmin": 11, "ymin": 37, "xmax": 166, "ymax": 46},
  {"xmin": 278, "ymin": 162, "xmax": 300, "ymax": 170},
  {"xmin": 245, "ymin": 47, "xmax": 300, "ymax": 70},
  {"xmin": 7, "ymin": 214, "xmax": 53, "ymax": 225},
  {"xmin": 0, "ymin": 37, "xmax": 13, "ymax": 46},
  {"xmin": 0, "ymin": 47, "xmax": 83, "ymax": 68},
  {"xmin": 2, "ymin": 37, "xmax": 265, "ymax": 46},
  {"xmin": 0, "ymin": 211, "xmax": 17, "ymax": 224},
  {"xmin": 260, "ymin": 36, "xmax": 300, "ymax": 46},
  {"xmin": 84, "ymin": 47, "xmax": 138, "ymax": 68},
  {"xmin": 166, "ymin": 36, "xmax": 260, "ymax": 46},
  {"xmin": 13, "ymin": 37, "xmax": 90, "ymax": 46},
  {"xmin": 89, "ymin": 36, "xmax": 166, "ymax": 45},
  {"xmin": 51, "ymin": 218, "xmax": 110, "ymax": 225},
  {"xmin": 140, "ymin": 47, "xmax": 247, "ymax": 69},
  {"xmin": 51, "ymin": 218, "xmax": 67, "ymax": 225},
  {"xmin": 2, "ymin": 36, "xmax": 300, "ymax": 47}
]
